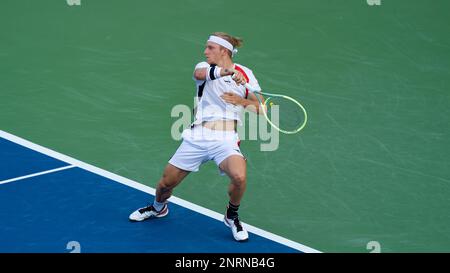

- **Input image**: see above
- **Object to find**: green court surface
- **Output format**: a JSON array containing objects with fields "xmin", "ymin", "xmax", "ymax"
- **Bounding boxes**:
[{"xmin": 1, "ymin": 0, "xmax": 449, "ymax": 252}]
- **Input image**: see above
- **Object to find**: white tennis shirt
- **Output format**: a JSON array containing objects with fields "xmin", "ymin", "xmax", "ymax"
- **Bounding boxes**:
[{"xmin": 192, "ymin": 61, "xmax": 261, "ymax": 125}]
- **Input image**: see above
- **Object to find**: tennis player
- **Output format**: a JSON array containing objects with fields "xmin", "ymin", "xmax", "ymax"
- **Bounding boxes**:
[{"xmin": 129, "ymin": 32, "xmax": 264, "ymax": 242}]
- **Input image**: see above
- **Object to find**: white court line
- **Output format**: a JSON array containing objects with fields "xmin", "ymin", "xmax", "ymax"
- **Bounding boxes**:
[
  {"xmin": 0, "ymin": 130, "xmax": 321, "ymax": 253},
  {"xmin": 0, "ymin": 165, "xmax": 75, "ymax": 185}
]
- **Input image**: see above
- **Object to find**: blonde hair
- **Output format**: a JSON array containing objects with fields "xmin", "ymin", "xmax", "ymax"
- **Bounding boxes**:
[{"xmin": 211, "ymin": 32, "xmax": 243, "ymax": 56}]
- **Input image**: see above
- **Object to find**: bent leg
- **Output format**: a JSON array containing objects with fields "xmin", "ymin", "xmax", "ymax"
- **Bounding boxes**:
[
  {"xmin": 155, "ymin": 163, "xmax": 190, "ymax": 203},
  {"xmin": 219, "ymin": 155, "xmax": 247, "ymax": 206},
  {"xmin": 129, "ymin": 158, "xmax": 192, "ymax": 221},
  {"xmin": 219, "ymin": 155, "xmax": 250, "ymax": 241}
]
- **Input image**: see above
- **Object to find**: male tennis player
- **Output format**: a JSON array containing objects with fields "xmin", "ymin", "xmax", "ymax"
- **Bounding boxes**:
[{"xmin": 129, "ymin": 32, "xmax": 264, "ymax": 242}]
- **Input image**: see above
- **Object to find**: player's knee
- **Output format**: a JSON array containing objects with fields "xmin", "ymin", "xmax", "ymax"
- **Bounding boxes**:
[
  {"xmin": 158, "ymin": 178, "xmax": 175, "ymax": 191},
  {"xmin": 231, "ymin": 173, "xmax": 246, "ymax": 186},
  {"xmin": 160, "ymin": 170, "xmax": 176, "ymax": 185}
]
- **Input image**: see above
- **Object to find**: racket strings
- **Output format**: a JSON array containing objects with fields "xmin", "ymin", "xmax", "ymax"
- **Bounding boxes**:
[{"xmin": 266, "ymin": 97, "xmax": 305, "ymax": 132}]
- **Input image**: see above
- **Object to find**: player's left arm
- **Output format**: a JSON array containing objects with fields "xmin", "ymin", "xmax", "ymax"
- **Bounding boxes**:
[
  {"xmin": 221, "ymin": 68, "xmax": 266, "ymax": 113},
  {"xmin": 220, "ymin": 92, "xmax": 266, "ymax": 114}
]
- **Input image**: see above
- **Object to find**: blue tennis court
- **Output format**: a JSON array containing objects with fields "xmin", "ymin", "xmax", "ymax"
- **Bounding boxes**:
[{"xmin": 0, "ymin": 130, "xmax": 319, "ymax": 253}]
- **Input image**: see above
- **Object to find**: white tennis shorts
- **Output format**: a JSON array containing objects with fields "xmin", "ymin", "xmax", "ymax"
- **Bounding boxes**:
[{"xmin": 168, "ymin": 125, "xmax": 244, "ymax": 175}]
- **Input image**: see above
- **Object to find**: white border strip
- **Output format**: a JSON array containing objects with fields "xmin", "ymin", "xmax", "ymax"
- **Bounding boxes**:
[
  {"xmin": 0, "ymin": 130, "xmax": 321, "ymax": 253},
  {"xmin": 0, "ymin": 165, "xmax": 75, "ymax": 185}
]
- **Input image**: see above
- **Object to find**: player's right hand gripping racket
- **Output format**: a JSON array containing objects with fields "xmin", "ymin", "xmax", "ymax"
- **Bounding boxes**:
[{"xmin": 244, "ymin": 83, "xmax": 308, "ymax": 134}]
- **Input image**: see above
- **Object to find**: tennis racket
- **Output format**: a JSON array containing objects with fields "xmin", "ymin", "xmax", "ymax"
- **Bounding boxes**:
[{"xmin": 244, "ymin": 83, "xmax": 308, "ymax": 134}]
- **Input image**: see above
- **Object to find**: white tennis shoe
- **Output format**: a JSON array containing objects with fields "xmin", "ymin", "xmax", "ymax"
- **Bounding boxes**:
[
  {"xmin": 129, "ymin": 204, "xmax": 168, "ymax": 221},
  {"xmin": 224, "ymin": 216, "xmax": 249, "ymax": 242}
]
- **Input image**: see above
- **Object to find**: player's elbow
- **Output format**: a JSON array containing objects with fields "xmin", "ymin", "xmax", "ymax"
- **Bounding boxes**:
[{"xmin": 193, "ymin": 69, "xmax": 207, "ymax": 80}]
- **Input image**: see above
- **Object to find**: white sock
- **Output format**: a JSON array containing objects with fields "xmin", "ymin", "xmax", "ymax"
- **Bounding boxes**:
[{"xmin": 153, "ymin": 200, "xmax": 165, "ymax": 212}]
